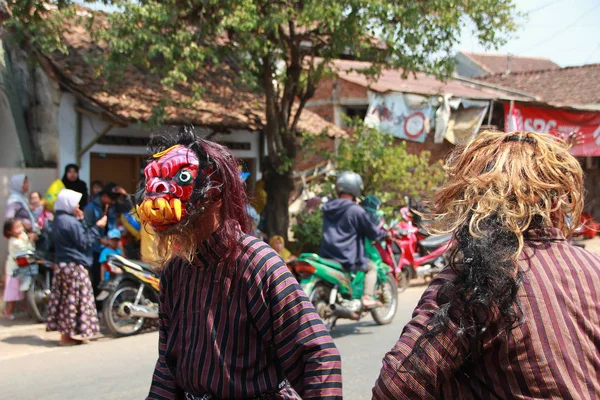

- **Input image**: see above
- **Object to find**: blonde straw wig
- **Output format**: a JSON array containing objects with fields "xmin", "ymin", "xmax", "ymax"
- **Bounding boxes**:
[{"xmin": 431, "ymin": 130, "xmax": 583, "ymax": 257}]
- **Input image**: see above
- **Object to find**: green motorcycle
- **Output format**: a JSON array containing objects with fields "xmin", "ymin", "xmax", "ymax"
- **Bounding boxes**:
[{"xmin": 295, "ymin": 241, "xmax": 398, "ymax": 330}]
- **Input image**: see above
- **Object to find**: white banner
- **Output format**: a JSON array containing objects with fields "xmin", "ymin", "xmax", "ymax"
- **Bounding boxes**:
[{"xmin": 365, "ymin": 92, "xmax": 434, "ymax": 143}]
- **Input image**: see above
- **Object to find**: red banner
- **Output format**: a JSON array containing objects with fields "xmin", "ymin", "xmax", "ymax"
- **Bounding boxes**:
[{"xmin": 504, "ymin": 103, "xmax": 600, "ymax": 156}]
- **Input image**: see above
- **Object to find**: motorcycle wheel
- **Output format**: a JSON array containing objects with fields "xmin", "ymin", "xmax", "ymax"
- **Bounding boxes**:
[
  {"xmin": 397, "ymin": 269, "xmax": 410, "ymax": 293},
  {"xmin": 27, "ymin": 274, "xmax": 51, "ymax": 323},
  {"xmin": 371, "ymin": 273, "xmax": 398, "ymax": 325},
  {"xmin": 309, "ymin": 283, "xmax": 335, "ymax": 330},
  {"xmin": 102, "ymin": 282, "xmax": 147, "ymax": 337}
]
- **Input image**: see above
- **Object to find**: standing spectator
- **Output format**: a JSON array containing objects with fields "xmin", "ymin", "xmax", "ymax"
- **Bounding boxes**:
[
  {"xmin": 47, "ymin": 189, "xmax": 106, "ymax": 346},
  {"xmin": 5, "ymin": 174, "xmax": 36, "ymax": 232},
  {"xmin": 62, "ymin": 164, "xmax": 89, "ymax": 209},
  {"xmin": 90, "ymin": 180, "xmax": 103, "ymax": 197},
  {"xmin": 98, "ymin": 228, "xmax": 122, "ymax": 281},
  {"xmin": 84, "ymin": 182, "xmax": 132, "ymax": 297},
  {"xmin": 3, "ymin": 219, "xmax": 34, "ymax": 320},
  {"xmin": 29, "ymin": 191, "xmax": 53, "ymax": 230}
]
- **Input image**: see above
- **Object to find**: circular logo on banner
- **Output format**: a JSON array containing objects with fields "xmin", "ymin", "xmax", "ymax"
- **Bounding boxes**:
[{"xmin": 404, "ymin": 112, "xmax": 426, "ymax": 139}]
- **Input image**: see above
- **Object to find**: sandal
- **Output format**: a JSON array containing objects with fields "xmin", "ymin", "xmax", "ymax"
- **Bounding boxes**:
[{"xmin": 2, "ymin": 310, "xmax": 15, "ymax": 320}]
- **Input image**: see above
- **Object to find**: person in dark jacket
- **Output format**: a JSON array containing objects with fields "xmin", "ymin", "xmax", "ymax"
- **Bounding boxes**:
[
  {"xmin": 320, "ymin": 172, "xmax": 388, "ymax": 308},
  {"xmin": 46, "ymin": 189, "xmax": 107, "ymax": 346},
  {"xmin": 84, "ymin": 182, "xmax": 133, "ymax": 297},
  {"xmin": 62, "ymin": 164, "xmax": 89, "ymax": 209}
]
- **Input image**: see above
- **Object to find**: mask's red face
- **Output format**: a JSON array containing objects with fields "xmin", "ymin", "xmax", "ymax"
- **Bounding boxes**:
[{"xmin": 137, "ymin": 145, "xmax": 199, "ymax": 231}]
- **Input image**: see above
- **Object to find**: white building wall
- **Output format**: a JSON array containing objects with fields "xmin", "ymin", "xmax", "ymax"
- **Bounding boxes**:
[
  {"xmin": 0, "ymin": 93, "xmax": 24, "ymax": 168},
  {"xmin": 0, "ymin": 41, "xmax": 25, "ymax": 168},
  {"xmin": 58, "ymin": 93, "xmax": 78, "ymax": 176},
  {"xmin": 58, "ymin": 99, "xmax": 263, "ymax": 184},
  {"xmin": 78, "ymin": 116, "xmax": 150, "ymax": 185}
]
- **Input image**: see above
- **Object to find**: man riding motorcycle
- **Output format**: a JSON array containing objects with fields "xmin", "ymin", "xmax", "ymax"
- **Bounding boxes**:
[{"xmin": 320, "ymin": 172, "xmax": 389, "ymax": 309}]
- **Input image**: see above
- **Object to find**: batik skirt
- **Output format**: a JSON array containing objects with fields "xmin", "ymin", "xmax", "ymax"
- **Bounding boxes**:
[{"xmin": 46, "ymin": 262, "xmax": 100, "ymax": 338}]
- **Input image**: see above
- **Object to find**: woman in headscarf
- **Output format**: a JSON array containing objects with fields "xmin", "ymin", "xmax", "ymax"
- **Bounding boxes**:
[
  {"xmin": 62, "ymin": 164, "xmax": 89, "ymax": 209},
  {"xmin": 5, "ymin": 174, "xmax": 37, "ymax": 232},
  {"xmin": 46, "ymin": 189, "xmax": 107, "ymax": 346},
  {"xmin": 269, "ymin": 235, "xmax": 296, "ymax": 263}
]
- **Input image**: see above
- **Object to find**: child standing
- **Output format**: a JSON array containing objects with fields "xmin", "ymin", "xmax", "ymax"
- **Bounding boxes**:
[
  {"xmin": 3, "ymin": 219, "xmax": 34, "ymax": 320},
  {"xmin": 98, "ymin": 228, "xmax": 122, "ymax": 281}
]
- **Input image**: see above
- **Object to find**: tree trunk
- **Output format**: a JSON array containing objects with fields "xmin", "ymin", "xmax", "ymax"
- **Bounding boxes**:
[
  {"xmin": 264, "ymin": 167, "xmax": 294, "ymax": 240},
  {"xmin": 259, "ymin": 54, "xmax": 298, "ymax": 241}
]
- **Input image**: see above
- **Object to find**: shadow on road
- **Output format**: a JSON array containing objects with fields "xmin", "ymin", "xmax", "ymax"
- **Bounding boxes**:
[
  {"xmin": 1, "ymin": 335, "xmax": 58, "ymax": 348},
  {"xmin": 330, "ymin": 320, "xmax": 377, "ymax": 339}
]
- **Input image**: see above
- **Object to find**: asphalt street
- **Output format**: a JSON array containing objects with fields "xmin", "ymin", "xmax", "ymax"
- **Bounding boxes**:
[{"xmin": 0, "ymin": 285, "xmax": 426, "ymax": 400}]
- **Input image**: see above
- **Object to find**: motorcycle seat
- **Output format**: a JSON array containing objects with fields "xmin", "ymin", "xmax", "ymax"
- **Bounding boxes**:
[
  {"xmin": 136, "ymin": 261, "xmax": 159, "ymax": 272},
  {"xmin": 299, "ymin": 253, "xmax": 344, "ymax": 270},
  {"xmin": 420, "ymin": 233, "xmax": 452, "ymax": 250},
  {"xmin": 109, "ymin": 255, "xmax": 157, "ymax": 273},
  {"xmin": 320, "ymin": 258, "xmax": 344, "ymax": 271},
  {"xmin": 418, "ymin": 227, "xmax": 430, "ymax": 236}
]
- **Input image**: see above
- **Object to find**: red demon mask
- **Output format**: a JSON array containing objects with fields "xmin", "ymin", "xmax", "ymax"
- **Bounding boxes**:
[{"xmin": 137, "ymin": 145, "xmax": 200, "ymax": 231}]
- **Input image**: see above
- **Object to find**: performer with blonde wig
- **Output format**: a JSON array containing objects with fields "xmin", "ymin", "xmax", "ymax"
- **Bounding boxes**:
[{"xmin": 374, "ymin": 131, "xmax": 600, "ymax": 399}]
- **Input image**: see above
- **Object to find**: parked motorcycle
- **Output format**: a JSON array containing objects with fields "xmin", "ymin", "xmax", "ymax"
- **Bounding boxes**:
[
  {"xmin": 381, "ymin": 201, "xmax": 451, "ymax": 291},
  {"xmin": 294, "ymin": 249, "xmax": 398, "ymax": 331},
  {"xmin": 13, "ymin": 251, "xmax": 54, "ymax": 322},
  {"xmin": 97, "ymin": 254, "xmax": 159, "ymax": 337}
]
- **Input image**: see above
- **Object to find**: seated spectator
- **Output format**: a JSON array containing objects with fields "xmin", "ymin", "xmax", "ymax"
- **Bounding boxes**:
[{"xmin": 269, "ymin": 235, "xmax": 296, "ymax": 263}]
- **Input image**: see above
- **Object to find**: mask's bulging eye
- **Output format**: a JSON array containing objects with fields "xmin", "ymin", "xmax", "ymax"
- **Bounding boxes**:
[{"xmin": 176, "ymin": 169, "xmax": 193, "ymax": 185}]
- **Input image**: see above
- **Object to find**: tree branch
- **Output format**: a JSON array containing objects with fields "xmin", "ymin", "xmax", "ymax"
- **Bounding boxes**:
[
  {"xmin": 279, "ymin": 20, "xmax": 303, "ymax": 140},
  {"xmin": 291, "ymin": 58, "xmax": 320, "ymax": 133},
  {"xmin": 262, "ymin": 55, "xmax": 284, "ymax": 161}
]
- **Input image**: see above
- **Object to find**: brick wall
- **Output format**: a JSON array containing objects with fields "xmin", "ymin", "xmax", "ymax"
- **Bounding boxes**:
[
  {"xmin": 339, "ymin": 79, "xmax": 368, "ymax": 99},
  {"xmin": 295, "ymin": 136, "xmax": 336, "ymax": 172},
  {"xmin": 402, "ymin": 132, "xmax": 454, "ymax": 162},
  {"xmin": 306, "ymin": 103, "xmax": 335, "ymax": 124},
  {"xmin": 312, "ymin": 78, "xmax": 334, "ymax": 102}
]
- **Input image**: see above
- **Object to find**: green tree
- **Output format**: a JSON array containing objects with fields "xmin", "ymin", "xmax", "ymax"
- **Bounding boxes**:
[
  {"xmin": 302, "ymin": 119, "xmax": 446, "ymax": 206},
  {"xmin": 335, "ymin": 121, "xmax": 446, "ymax": 206},
  {"xmin": 5, "ymin": 0, "xmax": 518, "ymax": 237},
  {"xmin": 292, "ymin": 122, "xmax": 445, "ymax": 251}
]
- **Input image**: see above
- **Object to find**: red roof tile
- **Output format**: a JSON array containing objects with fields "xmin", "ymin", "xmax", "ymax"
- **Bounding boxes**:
[
  {"xmin": 38, "ymin": 8, "xmax": 345, "ymax": 137},
  {"xmin": 460, "ymin": 52, "xmax": 560, "ymax": 75},
  {"xmin": 478, "ymin": 64, "xmax": 600, "ymax": 107}
]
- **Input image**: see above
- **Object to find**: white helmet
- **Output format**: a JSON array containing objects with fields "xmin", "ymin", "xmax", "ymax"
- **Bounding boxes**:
[{"xmin": 335, "ymin": 171, "xmax": 363, "ymax": 198}]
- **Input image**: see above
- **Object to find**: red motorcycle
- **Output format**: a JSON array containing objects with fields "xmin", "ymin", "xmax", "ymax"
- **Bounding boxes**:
[
  {"xmin": 375, "ymin": 205, "xmax": 451, "ymax": 292},
  {"xmin": 573, "ymin": 213, "xmax": 599, "ymax": 240}
]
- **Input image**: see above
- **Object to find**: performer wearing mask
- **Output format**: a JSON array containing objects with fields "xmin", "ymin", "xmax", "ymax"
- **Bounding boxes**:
[{"xmin": 141, "ymin": 127, "xmax": 342, "ymax": 400}]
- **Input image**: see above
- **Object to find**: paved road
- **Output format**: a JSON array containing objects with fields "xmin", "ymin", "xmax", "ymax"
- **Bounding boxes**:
[{"xmin": 0, "ymin": 285, "xmax": 426, "ymax": 400}]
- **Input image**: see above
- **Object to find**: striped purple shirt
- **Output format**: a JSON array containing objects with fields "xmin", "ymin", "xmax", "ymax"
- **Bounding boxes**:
[
  {"xmin": 373, "ymin": 228, "xmax": 600, "ymax": 399},
  {"xmin": 147, "ymin": 231, "xmax": 342, "ymax": 399}
]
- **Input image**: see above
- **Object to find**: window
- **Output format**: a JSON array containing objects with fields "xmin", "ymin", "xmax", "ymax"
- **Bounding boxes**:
[{"xmin": 342, "ymin": 106, "xmax": 369, "ymax": 125}]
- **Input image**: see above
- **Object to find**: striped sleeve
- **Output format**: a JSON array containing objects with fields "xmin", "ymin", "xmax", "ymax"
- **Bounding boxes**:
[
  {"xmin": 246, "ymin": 245, "xmax": 343, "ymax": 399},
  {"xmin": 372, "ymin": 270, "xmax": 469, "ymax": 399},
  {"xmin": 147, "ymin": 261, "xmax": 182, "ymax": 400}
]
